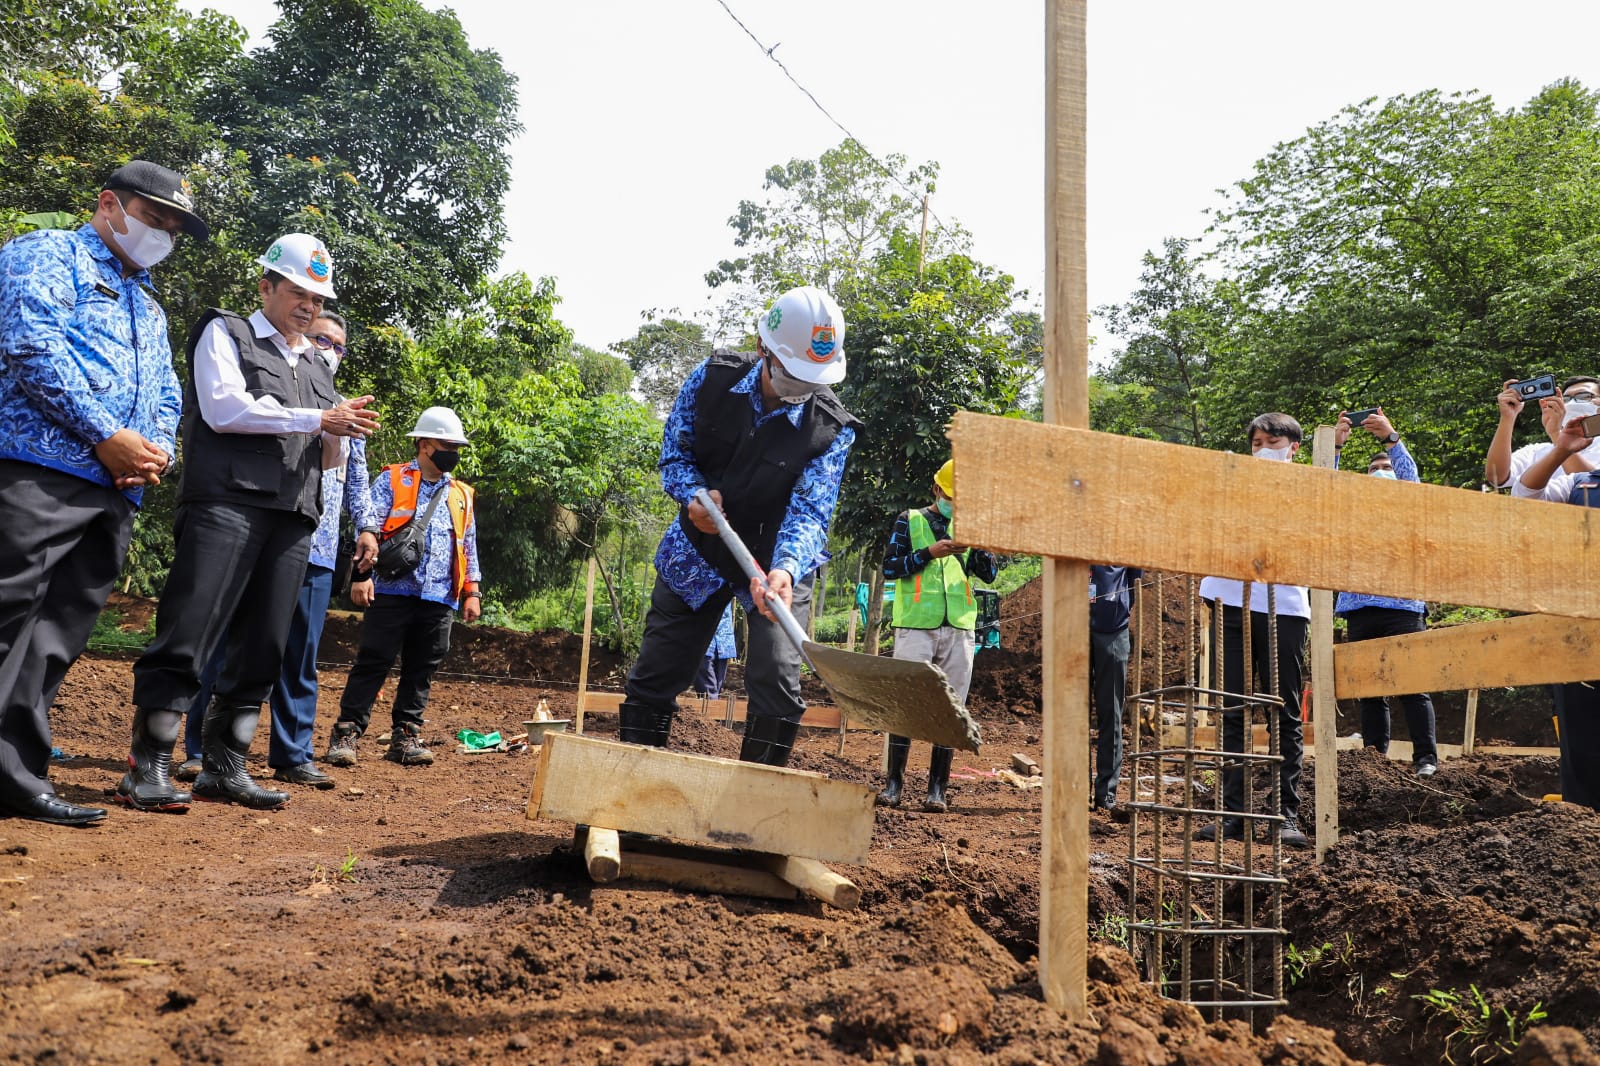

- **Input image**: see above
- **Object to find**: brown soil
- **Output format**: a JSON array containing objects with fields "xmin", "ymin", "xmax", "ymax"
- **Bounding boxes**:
[{"xmin": 3, "ymin": 585, "xmax": 1598, "ymax": 1065}]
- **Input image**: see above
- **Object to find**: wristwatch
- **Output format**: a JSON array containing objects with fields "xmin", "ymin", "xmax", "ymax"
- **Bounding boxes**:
[{"xmin": 1383, "ymin": 432, "xmax": 1399, "ymax": 444}]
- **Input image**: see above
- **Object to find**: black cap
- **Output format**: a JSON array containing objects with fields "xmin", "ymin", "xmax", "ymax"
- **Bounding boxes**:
[{"xmin": 102, "ymin": 160, "xmax": 209, "ymax": 241}]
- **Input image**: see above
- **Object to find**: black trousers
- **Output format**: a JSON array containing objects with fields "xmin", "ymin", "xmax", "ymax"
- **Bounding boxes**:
[
  {"xmin": 622, "ymin": 574, "xmax": 812, "ymax": 726},
  {"xmin": 0, "ymin": 463, "xmax": 133, "ymax": 804},
  {"xmin": 1212, "ymin": 604, "xmax": 1309, "ymax": 824},
  {"xmin": 132, "ymin": 501, "xmax": 312, "ymax": 712},
  {"xmin": 1343, "ymin": 606, "xmax": 1437, "ymax": 765},
  {"xmin": 1090, "ymin": 627, "xmax": 1129, "ymax": 807},
  {"xmin": 1551, "ymin": 682, "xmax": 1600, "ymax": 811},
  {"xmin": 335, "ymin": 594, "xmax": 453, "ymax": 734}
]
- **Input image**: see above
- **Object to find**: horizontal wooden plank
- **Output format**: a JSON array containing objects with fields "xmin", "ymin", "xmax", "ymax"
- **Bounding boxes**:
[
  {"xmin": 949, "ymin": 413, "xmax": 1600, "ymax": 619},
  {"xmin": 1333, "ymin": 614, "xmax": 1600, "ymax": 698},
  {"xmin": 579, "ymin": 690, "xmax": 849, "ymax": 729},
  {"xmin": 528, "ymin": 732, "xmax": 875, "ymax": 865}
]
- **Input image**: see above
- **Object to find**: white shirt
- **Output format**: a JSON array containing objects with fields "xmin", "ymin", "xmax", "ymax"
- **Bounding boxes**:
[
  {"xmin": 1198, "ymin": 576, "xmax": 1311, "ymax": 619},
  {"xmin": 1502, "ymin": 439, "xmax": 1600, "ymax": 495},
  {"xmin": 194, "ymin": 310, "xmax": 325, "ymax": 435}
]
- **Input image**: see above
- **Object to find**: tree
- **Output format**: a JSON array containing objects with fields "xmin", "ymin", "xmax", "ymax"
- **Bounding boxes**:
[
  {"xmin": 609, "ymin": 317, "xmax": 712, "ymax": 418},
  {"xmin": 198, "ymin": 0, "xmax": 520, "ymax": 333}
]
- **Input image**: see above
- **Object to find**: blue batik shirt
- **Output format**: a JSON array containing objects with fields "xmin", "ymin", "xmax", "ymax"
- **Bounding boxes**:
[
  {"xmin": 655, "ymin": 358, "xmax": 855, "ymax": 612},
  {"xmin": 370, "ymin": 461, "xmax": 482, "ymax": 609},
  {"xmin": 1335, "ymin": 439, "xmax": 1426, "ymax": 615},
  {"xmin": 0, "ymin": 225, "xmax": 181, "ymax": 504},
  {"xmin": 308, "ymin": 437, "xmax": 380, "ymax": 571},
  {"xmin": 709, "ymin": 602, "xmax": 737, "ymax": 660}
]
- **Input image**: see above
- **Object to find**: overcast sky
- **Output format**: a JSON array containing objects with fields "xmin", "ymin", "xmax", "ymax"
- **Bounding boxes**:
[{"xmin": 191, "ymin": 1, "xmax": 1600, "ymax": 356}]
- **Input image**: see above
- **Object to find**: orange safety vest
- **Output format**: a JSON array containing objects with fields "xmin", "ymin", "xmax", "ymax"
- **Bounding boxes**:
[{"xmin": 380, "ymin": 463, "xmax": 477, "ymax": 601}]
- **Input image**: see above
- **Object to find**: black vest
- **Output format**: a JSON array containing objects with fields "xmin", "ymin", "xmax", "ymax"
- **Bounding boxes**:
[
  {"xmin": 179, "ymin": 309, "xmax": 336, "ymax": 526},
  {"xmin": 679, "ymin": 349, "xmax": 861, "ymax": 584}
]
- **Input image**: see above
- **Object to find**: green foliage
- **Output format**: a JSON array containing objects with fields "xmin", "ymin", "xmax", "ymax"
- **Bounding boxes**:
[
  {"xmin": 198, "ymin": 0, "xmax": 521, "ymax": 333},
  {"xmin": 1101, "ymin": 81, "xmax": 1600, "ymax": 484},
  {"xmin": 1414, "ymin": 985, "xmax": 1548, "ymax": 1064},
  {"xmin": 610, "ymin": 317, "xmax": 713, "ymax": 418}
]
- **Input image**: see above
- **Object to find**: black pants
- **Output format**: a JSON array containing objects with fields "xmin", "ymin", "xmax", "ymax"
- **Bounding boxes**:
[
  {"xmin": 132, "ymin": 501, "xmax": 312, "ymax": 712},
  {"xmin": 622, "ymin": 574, "xmax": 812, "ymax": 725},
  {"xmin": 1090, "ymin": 627, "xmax": 1129, "ymax": 807},
  {"xmin": 0, "ymin": 463, "xmax": 133, "ymax": 804},
  {"xmin": 1212, "ymin": 604, "xmax": 1308, "ymax": 824},
  {"xmin": 1551, "ymin": 682, "xmax": 1600, "ymax": 811},
  {"xmin": 1343, "ymin": 606, "xmax": 1437, "ymax": 765},
  {"xmin": 335, "ymin": 594, "xmax": 453, "ymax": 734}
]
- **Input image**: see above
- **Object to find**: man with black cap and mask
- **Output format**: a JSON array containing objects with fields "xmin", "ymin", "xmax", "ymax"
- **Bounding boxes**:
[{"xmin": 0, "ymin": 161, "xmax": 206, "ymax": 826}]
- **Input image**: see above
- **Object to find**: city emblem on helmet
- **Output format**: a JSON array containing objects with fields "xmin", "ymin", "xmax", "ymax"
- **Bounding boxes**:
[
  {"xmin": 306, "ymin": 249, "xmax": 332, "ymax": 282},
  {"xmin": 266, "ymin": 242, "xmax": 284, "ymax": 263},
  {"xmin": 808, "ymin": 324, "xmax": 836, "ymax": 362},
  {"xmin": 767, "ymin": 307, "xmax": 783, "ymax": 329}
]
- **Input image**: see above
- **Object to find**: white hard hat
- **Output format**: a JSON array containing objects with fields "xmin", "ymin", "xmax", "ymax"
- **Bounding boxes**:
[
  {"xmin": 406, "ymin": 406, "xmax": 468, "ymax": 445},
  {"xmin": 255, "ymin": 233, "xmax": 337, "ymax": 300},
  {"xmin": 756, "ymin": 285, "xmax": 846, "ymax": 386}
]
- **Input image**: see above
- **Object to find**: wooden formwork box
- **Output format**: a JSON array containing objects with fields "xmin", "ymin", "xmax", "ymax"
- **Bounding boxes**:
[{"xmin": 526, "ymin": 732, "xmax": 870, "ymax": 909}]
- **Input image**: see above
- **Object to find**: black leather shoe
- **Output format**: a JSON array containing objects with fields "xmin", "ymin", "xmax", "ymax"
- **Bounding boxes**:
[
  {"xmin": 273, "ymin": 762, "xmax": 336, "ymax": 790},
  {"xmin": 6, "ymin": 793, "xmax": 107, "ymax": 827},
  {"xmin": 1195, "ymin": 819, "xmax": 1245, "ymax": 842}
]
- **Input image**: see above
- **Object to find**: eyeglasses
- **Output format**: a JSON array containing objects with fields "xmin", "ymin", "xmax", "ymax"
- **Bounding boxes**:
[
  {"xmin": 310, "ymin": 334, "xmax": 347, "ymax": 358},
  {"xmin": 1567, "ymin": 391, "xmax": 1599, "ymax": 403}
]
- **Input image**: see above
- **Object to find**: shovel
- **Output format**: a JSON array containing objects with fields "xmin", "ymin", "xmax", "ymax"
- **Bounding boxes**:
[{"xmin": 693, "ymin": 488, "xmax": 981, "ymax": 752}]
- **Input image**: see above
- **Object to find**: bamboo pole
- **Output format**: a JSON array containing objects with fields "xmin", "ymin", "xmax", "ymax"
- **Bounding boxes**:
[
  {"xmin": 575, "ymin": 555, "xmax": 597, "ymax": 735},
  {"xmin": 1039, "ymin": 0, "xmax": 1090, "ymax": 1023}
]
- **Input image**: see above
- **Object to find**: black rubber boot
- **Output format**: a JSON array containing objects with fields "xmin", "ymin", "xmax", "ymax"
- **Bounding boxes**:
[
  {"xmin": 876, "ymin": 735, "xmax": 911, "ymax": 807},
  {"xmin": 114, "ymin": 707, "xmax": 191, "ymax": 813},
  {"xmin": 739, "ymin": 715, "xmax": 801, "ymax": 767},
  {"xmin": 924, "ymin": 745, "xmax": 954, "ymax": 813},
  {"xmin": 618, "ymin": 702, "xmax": 674, "ymax": 747},
  {"xmin": 193, "ymin": 702, "xmax": 290, "ymax": 810}
]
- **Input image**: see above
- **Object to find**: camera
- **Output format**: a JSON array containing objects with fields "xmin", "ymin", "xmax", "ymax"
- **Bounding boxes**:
[
  {"xmin": 1345, "ymin": 407, "xmax": 1379, "ymax": 427},
  {"xmin": 1511, "ymin": 374, "xmax": 1557, "ymax": 401}
]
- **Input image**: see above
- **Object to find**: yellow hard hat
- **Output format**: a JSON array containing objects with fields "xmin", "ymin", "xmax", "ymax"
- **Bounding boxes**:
[{"xmin": 934, "ymin": 459, "xmax": 955, "ymax": 498}]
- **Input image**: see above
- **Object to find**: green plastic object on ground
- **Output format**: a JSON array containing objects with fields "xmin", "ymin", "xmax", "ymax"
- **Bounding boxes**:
[{"xmin": 456, "ymin": 729, "xmax": 503, "ymax": 750}]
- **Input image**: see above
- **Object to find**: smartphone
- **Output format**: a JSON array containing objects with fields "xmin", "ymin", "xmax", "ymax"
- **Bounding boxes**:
[
  {"xmin": 1511, "ymin": 374, "xmax": 1557, "ymax": 401},
  {"xmin": 1581, "ymin": 413, "xmax": 1600, "ymax": 437},
  {"xmin": 1345, "ymin": 407, "xmax": 1379, "ymax": 427}
]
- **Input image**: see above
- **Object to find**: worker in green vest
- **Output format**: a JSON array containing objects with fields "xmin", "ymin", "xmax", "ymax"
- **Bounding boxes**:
[{"xmin": 878, "ymin": 459, "xmax": 998, "ymax": 812}]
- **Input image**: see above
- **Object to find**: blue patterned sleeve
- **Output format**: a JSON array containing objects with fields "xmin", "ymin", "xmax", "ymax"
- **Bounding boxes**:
[
  {"xmin": 464, "ymin": 504, "xmax": 482, "ymax": 584},
  {"xmin": 659, "ymin": 360, "xmax": 710, "ymax": 505},
  {"xmin": 0, "ymin": 238, "xmax": 122, "ymax": 443},
  {"xmin": 369, "ymin": 464, "xmax": 394, "ymax": 529},
  {"xmin": 1390, "ymin": 440, "xmax": 1419, "ymax": 483},
  {"xmin": 771, "ymin": 425, "xmax": 855, "ymax": 579},
  {"xmin": 344, "ymin": 439, "xmax": 379, "ymax": 532}
]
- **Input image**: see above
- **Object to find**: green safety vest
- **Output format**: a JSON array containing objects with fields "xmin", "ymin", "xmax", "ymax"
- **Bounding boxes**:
[{"xmin": 892, "ymin": 509, "xmax": 977, "ymax": 631}]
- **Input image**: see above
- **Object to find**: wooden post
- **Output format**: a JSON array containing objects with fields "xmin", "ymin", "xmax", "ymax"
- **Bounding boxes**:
[
  {"xmin": 1310, "ymin": 425, "xmax": 1339, "ymax": 861},
  {"xmin": 576, "ymin": 555, "xmax": 597, "ymax": 735},
  {"xmin": 1039, "ymin": 0, "xmax": 1090, "ymax": 1023},
  {"xmin": 1462, "ymin": 688, "xmax": 1479, "ymax": 756},
  {"xmin": 809, "ymin": 563, "xmax": 825, "ymax": 640},
  {"xmin": 584, "ymin": 826, "xmax": 622, "ymax": 883}
]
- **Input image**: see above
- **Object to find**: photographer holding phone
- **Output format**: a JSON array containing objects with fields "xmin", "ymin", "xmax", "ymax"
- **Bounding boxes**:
[
  {"xmin": 1484, "ymin": 375, "xmax": 1600, "ymax": 490},
  {"xmin": 1333, "ymin": 407, "xmax": 1439, "ymax": 777},
  {"xmin": 1510, "ymin": 417, "xmax": 1600, "ymax": 812}
]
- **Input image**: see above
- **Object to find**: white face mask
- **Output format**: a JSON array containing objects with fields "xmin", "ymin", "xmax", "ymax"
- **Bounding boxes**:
[
  {"xmin": 1252, "ymin": 445, "xmax": 1293, "ymax": 462},
  {"xmin": 107, "ymin": 196, "xmax": 174, "ymax": 269},
  {"xmin": 1566, "ymin": 399, "xmax": 1598, "ymax": 424},
  {"xmin": 1370, "ymin": 468, "xmax": 1398, "ymax": 480}
]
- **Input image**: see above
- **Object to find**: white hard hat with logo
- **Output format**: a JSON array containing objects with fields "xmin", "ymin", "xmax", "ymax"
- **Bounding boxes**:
[
  {"xmin": 756, "ymin": 285, "xmax": 846, "ymax": 386},
  {"xmin": 406, "ymin": 406, "xmax": 468, "ymax": 445},
  {"xmin": 255, "ymin": 233, "xmax": 337, "ymax": 300}
]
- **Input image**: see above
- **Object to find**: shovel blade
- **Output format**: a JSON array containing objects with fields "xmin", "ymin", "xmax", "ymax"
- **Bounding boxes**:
[{"xmin": 803, "ymin": 641, "xmax": 982, "ymax": 752}]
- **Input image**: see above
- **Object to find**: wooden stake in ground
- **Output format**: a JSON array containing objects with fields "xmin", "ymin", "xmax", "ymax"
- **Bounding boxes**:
[
  {"xmin": 1463, "ymin": 689, "xmax": 1479, "ymax": 755},
  {"xmin": 1310, "ymin": 425, "xmax": 1339, "ymax": 861},
  {"xmin": 1038, "ymin": 0, "xmax": 1090, "ymax": 1024},
  {"xmin": 576, "ymin": 555, "xmax": 597, "ymax": 735}
]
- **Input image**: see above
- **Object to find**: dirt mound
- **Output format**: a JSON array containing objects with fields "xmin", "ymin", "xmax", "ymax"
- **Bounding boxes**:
[{"xmin": 1316, "ymin": 746, "xmax": 1539, "ymax": 833}]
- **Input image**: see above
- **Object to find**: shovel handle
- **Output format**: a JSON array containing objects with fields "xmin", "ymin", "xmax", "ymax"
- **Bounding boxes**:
[{"xmin": 692, "ymin": 488, "xmax": 811, "ymax": 654}]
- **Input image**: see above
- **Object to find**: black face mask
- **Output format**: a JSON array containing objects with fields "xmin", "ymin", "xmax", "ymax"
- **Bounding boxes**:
[{"xmin": 430, "ymin": 448, "xmax": 460, "ymax": 474}]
